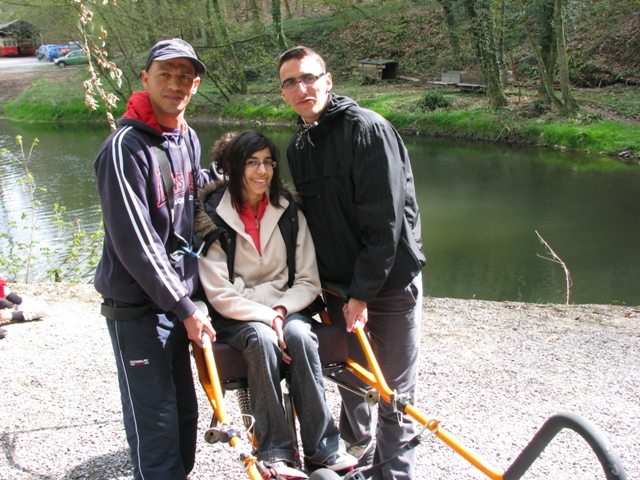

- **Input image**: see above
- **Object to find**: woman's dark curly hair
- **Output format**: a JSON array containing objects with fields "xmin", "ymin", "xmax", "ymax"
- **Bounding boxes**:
[
  {"xmin": 216, "ymin": 130, "xmax": 284, "ymax": 211},
  {"xmin": 210, "ymin": 131, "xmax": 237, "ymax": 172}
]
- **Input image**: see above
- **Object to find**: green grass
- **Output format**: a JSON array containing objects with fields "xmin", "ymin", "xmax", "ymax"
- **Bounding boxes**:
[
  {"xmin": 573, "ymin": 85, "xmax": 640, "ymax": 121},
  {"xmin": 524, "ymin": 119, "xmax": 640, "ymax": 154},
  {"xmin": 211, "ymin": 94, "xmax": 298, "ymax": 123},
  {"xmin": 4, "ymin": 75, "xmax": 124, "ymax": 123},
  {"xmin": 4, "ymin": 73, "xmax": 640, "ymax": 159}
]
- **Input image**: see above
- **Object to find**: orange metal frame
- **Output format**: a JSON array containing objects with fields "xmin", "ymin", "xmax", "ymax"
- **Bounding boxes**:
[
  {"xmin": 193, "ymin": 334, "xmax": 263, "ymax": 480},
  {"xmin": 193, "ymin": 322, "xmax": 506, "ymax": 480},
  {"xmin": 194, "ymin": 316, "xmax": 626, "ymax": 480},
  {"xmin": 348, "ymin": 325, "xmax": 504, "ymax": 480}
]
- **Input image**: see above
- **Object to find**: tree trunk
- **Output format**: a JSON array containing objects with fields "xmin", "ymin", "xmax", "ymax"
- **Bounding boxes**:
[
  {"xmin": 554, "ymin": 0, "xmax": 579, "ymax": 112},
  {"xmin": 494, "ymin": 0, "xmax": 508, "ymax": 86},
  {"xmin": 203, "ymin": 0, "xmax": 232, "ymax": 83},
  {"xmin": 464, "ymin": 0, "xmax": 508, "ymax": 108},
  {"xmin": 535, "ymin": 0, "xmax": 556, "ymax": 103},
  {"xmin": 515, "ymin": 0, "xmax": 564, "ymax": 111},
  {"xmin": 437, "ymin": 0, "xmax": 464, "ymax": 69},
  {"xmin": 283, "ymin": 0, "xmax": 292, "ymax": 19},
  {"xmin": 270, "ymin": 0, "xmax": 289, "ymax": 51},
  {"xmin": 247, "ymin": 0, "xmax": 261, "ymax": 23},
  {"xmin": 208, "ymin": 0, "xmax": 248, "ymax": 93}
]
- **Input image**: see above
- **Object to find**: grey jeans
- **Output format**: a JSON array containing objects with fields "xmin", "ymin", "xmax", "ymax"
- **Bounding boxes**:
[
  {"xmin": 213, "ymin": 311, "xmax": 341, "ymax": 464},
  {"xmin": 326, "ymin": 273, "xmax": 423, "ymax": 480}
]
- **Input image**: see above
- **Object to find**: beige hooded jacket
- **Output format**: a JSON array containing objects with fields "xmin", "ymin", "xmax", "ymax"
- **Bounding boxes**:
[{"xmin": 196, "ymin": 184, "xmax": 321, "ymax": 325}]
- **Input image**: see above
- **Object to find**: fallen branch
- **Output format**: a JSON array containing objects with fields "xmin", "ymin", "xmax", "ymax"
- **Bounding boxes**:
[{"xmin": 535, "ymin": 230, "xmax": 572, "ymax": 304}]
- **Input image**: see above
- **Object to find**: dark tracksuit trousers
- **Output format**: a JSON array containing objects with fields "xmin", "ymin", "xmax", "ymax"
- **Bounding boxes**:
[{"xmin": 107, "ymin": 306, "xmax": 198, "ymax": 480}]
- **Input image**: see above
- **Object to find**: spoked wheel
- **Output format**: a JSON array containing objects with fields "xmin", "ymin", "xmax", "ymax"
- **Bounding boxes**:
[{"xmin": 237, "ymin": 387, "xmax": 255, "ymax": 439}]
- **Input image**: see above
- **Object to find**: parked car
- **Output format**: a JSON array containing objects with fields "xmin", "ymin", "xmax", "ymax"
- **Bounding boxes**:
[
  {"xmin": 54, "ymin": 50, "xmax": 88, "ymax": 68},
  {"xmin": 37, "ymin": 44, "xmax": 64, "ymax": 61},
  {"xmin": 45, "ymin": 45, "xmax": 70, "ymax": 62}
]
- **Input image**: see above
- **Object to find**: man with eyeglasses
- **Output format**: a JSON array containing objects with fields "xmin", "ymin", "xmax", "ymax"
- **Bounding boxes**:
[{"xmin": 278, "ymin": 46, "xmax": 426, "ymax": 480}]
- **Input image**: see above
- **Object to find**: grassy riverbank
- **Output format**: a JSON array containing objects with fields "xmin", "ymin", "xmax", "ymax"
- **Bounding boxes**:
[{"xmin": 3, "ymin": 67, "xmax": 640, "ymax": 159}]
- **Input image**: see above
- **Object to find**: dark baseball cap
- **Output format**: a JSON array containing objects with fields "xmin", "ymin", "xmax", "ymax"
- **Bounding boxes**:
[{"xmin": 145, "ymin": 38, "xmax": 206, "ymax": 76}]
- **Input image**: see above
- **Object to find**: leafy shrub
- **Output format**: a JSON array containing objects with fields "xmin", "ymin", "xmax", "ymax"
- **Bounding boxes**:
[
  {"xmin": 415, "ymin": 91, "xmax": 451, "ymax": 111},
  {"xmin": 577, "ymin": 112, "xmax": 604, "ymax": 125}
]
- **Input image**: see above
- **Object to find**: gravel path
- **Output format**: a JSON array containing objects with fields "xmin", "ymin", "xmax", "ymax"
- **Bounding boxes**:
[{"xmin": 1, "ymin": 284, "xmax": 638, "ymax": 480}]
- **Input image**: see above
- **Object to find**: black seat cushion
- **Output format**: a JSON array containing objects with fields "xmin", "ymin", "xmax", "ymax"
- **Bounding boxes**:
[{"xmin": 212, "ymin": 321, "xmax": 348, "ymax": 385}]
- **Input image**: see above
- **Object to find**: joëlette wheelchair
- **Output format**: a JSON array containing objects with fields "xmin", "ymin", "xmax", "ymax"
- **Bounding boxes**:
[{"xmin": 191, "ymin": 290, "xmax": 628, "ymax": 480}]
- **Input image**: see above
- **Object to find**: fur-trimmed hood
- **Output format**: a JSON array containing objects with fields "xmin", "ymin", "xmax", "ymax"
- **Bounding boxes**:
[{"xmin": 194, "ymin": 180, "xmax": 226, "ymax": 241}]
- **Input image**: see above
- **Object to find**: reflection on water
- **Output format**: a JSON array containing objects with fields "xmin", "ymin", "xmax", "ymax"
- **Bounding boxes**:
[
  {"xmin": 0, "ymin": 123, "xmax": 105, "ymax": 281},
  {"xmin": 407, "ymin": 137, "xmax": 640, "ymax": 305},
  {"xmin": 1, "ymin": 120, "xmax": 639, "ymax": 304}
]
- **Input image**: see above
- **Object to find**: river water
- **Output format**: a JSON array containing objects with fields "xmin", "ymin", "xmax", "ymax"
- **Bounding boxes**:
[{"xmin": 1, "ymin": 119, "xmax": 639, "ymax": 305}]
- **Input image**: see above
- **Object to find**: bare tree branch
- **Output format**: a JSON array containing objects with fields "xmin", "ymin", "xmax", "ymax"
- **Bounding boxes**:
[
  {"xmin": 535, "ymin": 230, "xmax": 572, "ymax": 304},
  {"xmin": 72, "ymin": 0, "xmax": 123, "ymax": 131}
]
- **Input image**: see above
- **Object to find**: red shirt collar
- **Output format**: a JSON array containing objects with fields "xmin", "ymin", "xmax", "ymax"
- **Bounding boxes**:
[
  {"xmin": 121, "ymin": 91, "xmax": 185, "ymax": 133},
  {"xmin": 236, "ymin": 195, "xmax": 269, "ymax": 255}
]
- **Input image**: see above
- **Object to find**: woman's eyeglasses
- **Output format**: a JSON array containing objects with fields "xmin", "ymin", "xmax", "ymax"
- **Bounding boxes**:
[
  {"xmin": 245, "ymin": 160, "xmax": 277, "ymax": 170},
  {"xmin": 281, "ymin": 73, "xmax": 326, "ymax": 91}
]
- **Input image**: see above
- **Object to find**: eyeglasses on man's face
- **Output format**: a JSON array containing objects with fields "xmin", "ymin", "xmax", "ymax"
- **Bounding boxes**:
[
  {"xmin": 245, "ymin": 160, "xmax": 277, "ymax": 170},
  {"xmin": 281, "ymin": 72, "xmax": 326, "ymax": 91}
]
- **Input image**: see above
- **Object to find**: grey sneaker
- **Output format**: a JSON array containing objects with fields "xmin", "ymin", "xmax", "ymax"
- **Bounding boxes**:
[
  {"xmin": 346, "ymin": 441, "xmax": 375, "ymax": 467},
  {"xmin": 11, "ymin": 311, "xmax": 47, "ymax": 322}
]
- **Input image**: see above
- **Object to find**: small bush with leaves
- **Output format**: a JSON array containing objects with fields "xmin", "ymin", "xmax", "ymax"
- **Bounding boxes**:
[
  {"xmin": 361, "ymin": 75, "xmax": 378, "ymax": 86},
  {"xmin": 576, "ymin": 112, "xmax": 603, "ymax": 125},
  {"xmin": 415, "ymin": 90, "xmax": 451, "ymax": 111}
]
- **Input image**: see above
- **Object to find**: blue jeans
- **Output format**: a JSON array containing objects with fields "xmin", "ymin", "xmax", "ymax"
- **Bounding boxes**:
[
  {"xmin": 214, "ymin": 311, "xmax": 341, "ymax": 464},
  {"xmin": 326, "ymin": 273, "xmax": 423, "ymax": 480},
  {"xmin": 106, "ymin": 308, "xmax": 198, "ymax": 480}
]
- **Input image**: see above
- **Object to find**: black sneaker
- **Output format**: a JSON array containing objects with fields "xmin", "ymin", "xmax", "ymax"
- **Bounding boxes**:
[
  {"xmin": 0, "ymin": 327, "xmax": 7, "ymax": 339},
  {"xmin": 308, "ymin": 448, "xmax": 357, "ymax": 472}
]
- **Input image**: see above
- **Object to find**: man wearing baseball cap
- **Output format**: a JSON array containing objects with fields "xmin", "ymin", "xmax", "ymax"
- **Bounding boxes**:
[
  {"xmin": 145, "ymin": 37, "xmax": 207, "ymax": 76},
  {"xmin": 94, "ymin": 38, "xmax": 215, "ymax": 480}
]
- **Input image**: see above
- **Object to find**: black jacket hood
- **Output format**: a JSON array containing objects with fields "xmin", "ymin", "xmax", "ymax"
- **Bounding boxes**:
[{"xmin": 293, "ymin": 94, "xmax": 357, "ymax": 150}]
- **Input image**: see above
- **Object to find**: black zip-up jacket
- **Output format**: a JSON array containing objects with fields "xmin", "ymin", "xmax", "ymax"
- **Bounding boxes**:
[
  {"xmin": 286, "ymin": 93, "xmax": 426, "ymax": 303},
  {"xmin": 94, "ymin": 91, "xmax": 210, "ymax": 321}
]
